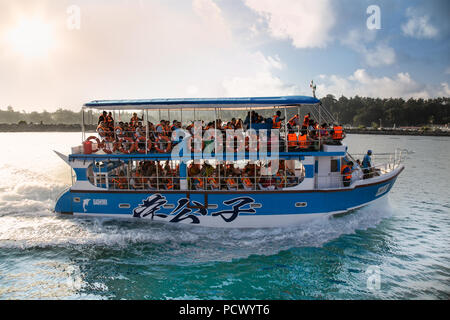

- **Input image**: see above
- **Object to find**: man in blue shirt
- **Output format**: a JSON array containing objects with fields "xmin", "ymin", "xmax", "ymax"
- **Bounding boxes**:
[{"xmin": 362, "ymin": 150, "xmax": 372, "ymax": 179}]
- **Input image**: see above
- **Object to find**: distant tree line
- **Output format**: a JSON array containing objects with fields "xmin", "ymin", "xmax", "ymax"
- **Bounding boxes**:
[
  {"xmin": 320, "ymin": 95, "xmax": 449, "ymax": 127},
  {"xmin": 1, "ymin": 95, "xmax": 449, "ymax": 127}
]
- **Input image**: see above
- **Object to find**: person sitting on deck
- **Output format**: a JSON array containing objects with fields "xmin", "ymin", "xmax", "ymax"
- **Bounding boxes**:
[
  {"xmin": 147, "ymin": 122, "xmax": 157, "ymax": 141},
  {"xmin": 146, "ymin": 174, "xmax": 157, "ymax": 190},
  {"xmin": 97, "ymin": 121, "xmax": 111, "ymax": 138},
  {"xmin": 275, "ymin": 169, "xmax": 287, "ymax": 189},
  {"xmin": 155, "ymin": 120, "xmax": 167, "ymax": 136},
  {"xmin": 131, "ymin": 170, "xmax": 144, "ymax": 189},
  {"xmin": 240, "ymin": 172, "xmax": 254, "ymax": 190},
  {"xmin": 258, "ymin": 176, "xmax": 275, "ymax": 191},
  {"xmin": 123, "ymin": 123, "xmax": 132, "ymax": 138},
  {"xmin": 225, "ymin": 174, "xmax": 238, "ymax": 190},
  {"xmin": 117, "ymin": 171, "xmax": 129, "ymax": 189},
  {"xmin": 207, "ymin": 172, "xmax": 220, "ymax": 190},
  {"xmin": 163, "ymin": 161, "xmax": 173, "ymax": 176},
  {"xmin": 135, "ymin": 122, "xmax": 145, "ymax": 138},
  {"xmin": 192, "ymin": 176, "xmax": 204, "ymax": 190}
]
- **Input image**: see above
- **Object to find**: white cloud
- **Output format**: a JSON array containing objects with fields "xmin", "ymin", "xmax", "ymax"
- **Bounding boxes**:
[
  {"xmin": 364, "ymin": 44, "xmax": 396, "ymax": 67},
  {"xmin": 192, "ymin": 0, "xmax": 232, "ymax": 44},
  {"xmin": 316, "ymin": 69, "xmax": 439, "ymax": 99},
  {"xmin": 341, "ymin": 29, "xmax": 396, "ymax": 67},
  {"xmin": 437, "ymin": 82, "xmax": 450, "ymax": 97},
  {"xmin": 402, "ymin": 7, "xmax": 438, "ymax": 39},
  {"xmin": 222, "ymin": 51, "xmax": 298, "ymax": 97},
  {"xmin": 243, "ymin": 0, "xmax": 335, "ymax": 48}
]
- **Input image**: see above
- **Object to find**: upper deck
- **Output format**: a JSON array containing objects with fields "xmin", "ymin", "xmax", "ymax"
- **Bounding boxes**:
[{"xmin": 76, "ymin": 95, "xmax": 345, "ymax": 160}]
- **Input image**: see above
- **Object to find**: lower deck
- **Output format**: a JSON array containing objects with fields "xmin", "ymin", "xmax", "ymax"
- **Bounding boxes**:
[{"xmin": 56, "ymin": 166, "xmax": 403, "ymax": 228}]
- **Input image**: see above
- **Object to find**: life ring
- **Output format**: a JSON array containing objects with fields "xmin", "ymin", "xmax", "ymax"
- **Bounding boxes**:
[
  {"xmin": 134, "ymin": 136, "xmax": 152, "ymax": 154},
  {"xmin": 114, "ymin": 126, "xmax": 124, "ymax": 138},
  {"xmin": 97, "ymin": 126, "xmax": 109, "ymax": 138},
  {"xmin": 86, "ymin": 136, "xmax": 102, "ymax": 153},
  {"xmin": 118, "ymin": 137, "xmax": 135, "ymax": 154},
  {"xmin": 154, "ymin": 136, "xmax": 172, "ymax": 153},
  {"xmin": 101, "ymin": 139, "xmax": 113, "ymax": 154}
]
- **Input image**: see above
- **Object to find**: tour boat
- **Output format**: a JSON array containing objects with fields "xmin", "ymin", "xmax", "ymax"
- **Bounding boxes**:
[{"xmin": 54, "ymin": 96, "xmax": 405, "ymax": 228}]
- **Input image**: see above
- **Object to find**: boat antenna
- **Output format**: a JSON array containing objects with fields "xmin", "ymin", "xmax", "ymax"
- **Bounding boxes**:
[{"xmin": 310, "ymin": 80, "xmax": 317, "ymax": 98}]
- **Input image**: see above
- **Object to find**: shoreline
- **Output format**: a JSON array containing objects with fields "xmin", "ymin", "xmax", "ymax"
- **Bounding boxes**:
[{"xmin": 0, "ymin": 123, "xmax": 449, "ymax": 136}]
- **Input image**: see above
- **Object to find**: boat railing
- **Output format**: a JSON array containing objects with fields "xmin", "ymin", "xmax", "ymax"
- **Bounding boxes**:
[
  {"xmin": 317, "ymin": 151, "xmax": 404, "ymax": 189},
  {"xmin": 89, "ymin": 174, "xmax": 304, "ymax": 191},
  {"xmin": 78, "ymin": 128, "xmax": 345, "ymax": 155}
]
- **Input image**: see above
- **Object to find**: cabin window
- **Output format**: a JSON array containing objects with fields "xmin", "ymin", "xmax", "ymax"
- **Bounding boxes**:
[
  {"xmin": 119, "ymin": 203, "xmax": 130, "ymax": 209},
  {"xmin": 295, "ymin": 202, "xmax": 307, "ymax": 207},
  {"xmin": 330, "ymin": 159, "xmax": 339, "ymax": 172}
]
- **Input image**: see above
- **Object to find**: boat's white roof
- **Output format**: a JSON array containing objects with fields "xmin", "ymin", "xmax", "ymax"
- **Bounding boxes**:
[{"xmin": 83, "ymin": 96, "xmax": 320, "ymax": 111}]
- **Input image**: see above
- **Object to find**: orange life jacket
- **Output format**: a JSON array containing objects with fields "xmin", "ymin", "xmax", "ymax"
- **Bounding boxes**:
[
  {"xmin": 118, "ymin": 177, "xmax": 128, "ymax": 189},
  {"xmin": 241, "ymin": 177, "xmax": 252, "ymax": 188},
  {"xmin": 288, "ymin": 133, "xmax": 298, "ymax": 147},
  {"xmin": 193, "ymin": 177, "xmax": 204, "ymax": 189},
  {"xmin": 333, "ymin": 126, "xmax": 343, "ymax": 140},
  {"xmin": 341, "ymin": 165, "xmax": 352, "ymax": 181},
  {"xmin": 207, "ymin": 177, "xmax": 219, "ymax": 188},
  {"xmin": 272, "ymin": 115, "xmax": 282, "ymax": 129},
  {"xmin": 303, "ymin": 115, "xmax": 310, "ymax": 127},
  {"xmin": 298, "ymin": 134, "xmax": 309, "ymax": 149},
  {"xmin": 226, "ymin": 178, "xmax": 237, "ymax": 187},
  {"xmin": 276, "ymin": 172, "xmax": 287, "ymax": 188}
]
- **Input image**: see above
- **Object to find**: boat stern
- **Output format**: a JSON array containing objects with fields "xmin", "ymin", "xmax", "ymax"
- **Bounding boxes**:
[{"xmin": 55, "ymin": 188, "xmax": 73, "ymax": 215}]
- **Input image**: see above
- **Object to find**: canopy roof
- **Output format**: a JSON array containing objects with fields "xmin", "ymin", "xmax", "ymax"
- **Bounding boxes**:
[{"xmin": 83, "ymin": 95, "xmax": 320, "ymax": 111}]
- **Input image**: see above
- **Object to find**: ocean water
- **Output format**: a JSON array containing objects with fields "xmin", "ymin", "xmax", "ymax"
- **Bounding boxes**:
[{"xmin": 0, "ymin": 132, "xmax": 448, "ymax": 300}]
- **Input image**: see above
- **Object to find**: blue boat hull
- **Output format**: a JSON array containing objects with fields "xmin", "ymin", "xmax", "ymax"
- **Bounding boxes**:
[{"xmin": 55, "ymin": 167, "xmax": 403, "ymax": 228}]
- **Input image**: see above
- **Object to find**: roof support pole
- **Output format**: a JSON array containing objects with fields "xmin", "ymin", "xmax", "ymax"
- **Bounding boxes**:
[
  {"xmin": 319, "ymin": 102, "xmax": 322, "ymax": 150},
  {"xmin": 214, "ymin": 107, "xmax": 217, "ymax": 157},
  {"xmin": 81, "ymin": 108, "xmax": 85, "ymax": 143},
  {"xmin": 113, "ymin": 110, "xmax": 116, "ymax": 141},
  {"xmin": 284, "ymin": 106, "xmax": 288, "ymax": 152},
  {"xmin": 145, "ymin": 109, "xmax": 148, "ymax": 154},
  {"xmin": 156, "ymin": 159, "xmax": 159, "ymax": 190}
]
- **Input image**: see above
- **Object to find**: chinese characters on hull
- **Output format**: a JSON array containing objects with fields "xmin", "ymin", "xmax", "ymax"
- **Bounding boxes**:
[{"xmin": 133, "ymin": 194, "xmax": 256, "ymax": 224}]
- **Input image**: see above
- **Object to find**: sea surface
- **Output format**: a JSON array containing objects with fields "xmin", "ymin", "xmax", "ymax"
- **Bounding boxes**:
[{"xmin": 0, "ymin": 132, "xmax": 448, "ymax": 300}]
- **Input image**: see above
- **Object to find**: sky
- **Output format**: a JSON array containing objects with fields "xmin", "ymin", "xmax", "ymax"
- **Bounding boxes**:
[{"xmin": 0, "ymin": 0, "xmax": 449, "ymax": 112}]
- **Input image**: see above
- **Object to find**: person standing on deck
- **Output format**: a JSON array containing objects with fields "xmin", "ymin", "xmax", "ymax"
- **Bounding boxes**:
[
  {"xmin": 288, "ymin": 114, "xmax": 300, "ymax": 129},
  {"xmin": 98, "ymin": 111, "xmax": 107, "ymax": 125},
  {"xmin": 362, "ymin": 150, "xmax": 373, "ymax": 179},
  {"xmin": 130, "ymin": 113, "xmax": 143, "ymax": 128},
  {"xmin": 272, "ymin": 111, "xmax": 284, "ymax": 129},
  {"xmin": 341, "ymin": 161, "xmax": 354, "ymax": 187}
]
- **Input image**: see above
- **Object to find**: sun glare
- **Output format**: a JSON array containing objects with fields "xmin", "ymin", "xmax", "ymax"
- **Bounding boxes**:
[{"xmin": 6, "ymin": 18, "xmax": 55, "ymax": 58}]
